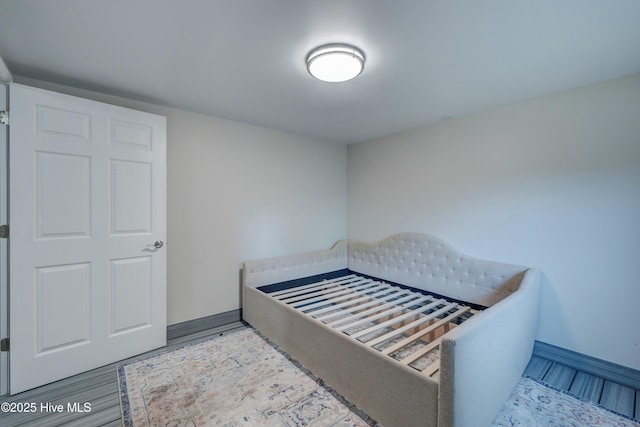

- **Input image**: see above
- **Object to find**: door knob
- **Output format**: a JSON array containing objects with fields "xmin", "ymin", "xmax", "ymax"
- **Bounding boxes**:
[{"xmin": 147, "ymin": 240, "xmax": 164, "ymax": 249}]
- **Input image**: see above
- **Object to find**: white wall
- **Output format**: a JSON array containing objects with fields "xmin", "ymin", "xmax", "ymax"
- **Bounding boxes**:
[
  {"xmin": 15, "ymin": 78, "xmax": 347, "ymax": 325},
  {"xmin": 166, "ymin": 109, "xmax": 347, "ymax": 323},
  {"xmin": 347, "ymin": 73, "xmax": 640, "ymax": 370}
]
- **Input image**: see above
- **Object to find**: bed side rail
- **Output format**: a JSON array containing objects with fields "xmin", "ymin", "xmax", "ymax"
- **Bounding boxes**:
[
  {"xmin": 437, "ymin": 268, "xmax": 542, "ymax": 427},
  {"xmin": 242, "ymin": 240, "xmax": 348, "ymax": 289}
]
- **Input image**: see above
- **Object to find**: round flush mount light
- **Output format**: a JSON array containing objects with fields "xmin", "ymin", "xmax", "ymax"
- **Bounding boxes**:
[{"xmin": 306, "ymin": 44, "xmax": 365, "ymax": 83}]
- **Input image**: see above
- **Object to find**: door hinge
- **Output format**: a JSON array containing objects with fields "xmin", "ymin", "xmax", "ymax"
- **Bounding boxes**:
[
  {"xmin": 0, "ymin": 110, "xmax": 8, "ymax": 125},
  {"xmin": 0, "ymin": 338, "xmax": 8, "ymax": 352},
  {"xmin": 0, "ymin": 225, "xmax": 8, "ymax": 239}
]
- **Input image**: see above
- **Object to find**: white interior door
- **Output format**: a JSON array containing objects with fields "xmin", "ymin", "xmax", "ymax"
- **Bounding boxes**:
[{"xmin": 9, "ymin": 84, "xmax": 167, "ymax": 394}]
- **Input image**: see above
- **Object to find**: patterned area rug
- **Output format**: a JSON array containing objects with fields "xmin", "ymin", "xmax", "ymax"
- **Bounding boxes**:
[
  {"xmin": 118, "ymin": 327, "xmax": 376, "ymax": 426},
  {"xmin": 118, "ymin": 327, "xmax": 639, "ymax": 427}
]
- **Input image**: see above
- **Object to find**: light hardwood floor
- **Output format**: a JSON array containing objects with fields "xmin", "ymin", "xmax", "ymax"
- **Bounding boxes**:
[{"xmin": 1, "ymin": 321, "xmax": 638, "ymax": 426}]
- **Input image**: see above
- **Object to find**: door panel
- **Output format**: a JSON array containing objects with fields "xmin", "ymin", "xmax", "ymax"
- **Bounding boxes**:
[
  {"xmin": 9, "ymin": 83, "xmax": 166, "ymax": 393},
  {"xmin": 111, "ymin": 160, "xmax": 152, "ymax": 234},
  {"xmin": 110, "ymin": 256, "xmax": 152, "ymax": 335},
  {"xmin": 36, "ymin": 104, "xmax": 91, "ymax": 141},
  {"xmin": 110, "ymin": 119, "xmax": 152, "ymax": 150},
  {"xmin": 36, "ymin": 263, "xmax": 92, "ymax": 353},
  {"xmin": 36, "ymin": 152, "xmax": 92, "ymax": 238}
]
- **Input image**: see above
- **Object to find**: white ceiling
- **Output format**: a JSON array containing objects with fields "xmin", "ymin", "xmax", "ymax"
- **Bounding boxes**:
[{"xmin": 1, "ymin": 1, "xmax": 639, "ymax": 144}]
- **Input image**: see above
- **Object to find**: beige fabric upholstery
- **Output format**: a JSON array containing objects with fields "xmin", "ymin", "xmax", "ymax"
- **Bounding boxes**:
[
  {"xmin": 242, "ymin": 240, "xmax": 347, "ymax": 310},
  {"xmin": 348, "ymin": 233, "xmax": 525, "ymax": 307},
  {"xmin": 243, "ymin": 240, "xmax": 347, "ymax": 288},
  {"xmin": 244, "ymin": 285, "xmax": 438, "ymax": 427},
  {"xmin": 242, "ymin": 233, "xmax": 541, "ymax": 427},
  {"xmin": 438, "ymin": 267, "xmax": 541, "ymax": 427}
]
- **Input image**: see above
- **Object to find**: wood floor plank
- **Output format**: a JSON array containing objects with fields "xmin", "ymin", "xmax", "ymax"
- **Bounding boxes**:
[
  {"xmin": 600, "ymin": 380, "xmax": 635, "ymax": 418},
  {"xmin": 569, "ymin": 371, "xmax": 604, "ymax": 403},
  {"xmin": 3, "ymin": 383, "xmax": 116, "ymax": 426},
  {"xmin": 523, "ymin": 355, "xmax": 552, "ymax": 380},
  {"xmin": 47, "ymin": 395, "xmax": 121, "ymax": 427},
  {"xmin": 164, "ymin": 321, "xmax": 246, "ymax": 347},
  {"xmin": 0, "ymin": 371, "xmax": 118, "ymax": 407},
  {"xmin": 542, "ymin": 362, "xmax": 577, "ymax": 390}
]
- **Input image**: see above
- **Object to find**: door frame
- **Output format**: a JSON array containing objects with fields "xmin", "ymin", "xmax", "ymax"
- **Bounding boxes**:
[
  {"xmin": 1, "ymin": 53, "xmax": 13, "ymax": 395},
  {"xmin": 0, "ymin": 79, "xmax": 10, "ymax": 396}
]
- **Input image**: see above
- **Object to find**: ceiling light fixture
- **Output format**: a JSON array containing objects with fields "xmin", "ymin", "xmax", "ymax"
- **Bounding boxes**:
[{"xmin": 306, "ymin": 44, "xmax": 365, "ymax": 83}]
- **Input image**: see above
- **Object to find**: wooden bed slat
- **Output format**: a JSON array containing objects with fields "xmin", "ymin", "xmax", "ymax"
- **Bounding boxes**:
[
  {"xmin": 422, "ymin": 360, "xmax": 440, "ymax": 377},
  {"xmin": 285, "ymin": 280, "xmax": 375, "ymax": 306},
  {"xmin": 328, "ymin": 291, "xmax": 424, "ymax": 328},
  {"xmin": 366, "ymin": 302, "xmax": 455, "ymax": 349},
  {"xmin": 309, "ymin": 284, "xmax": 393, "ymax": 318},
  {"xmin": 265, "ymin": 273, "xmax": 482, "ymax": 376},
  {"xmin": 268, "ymin": 275, "xmax": 357, "ymax": 297},
  {"xmin": 402, "ymin": 337, "xmax": 443, "ymax": 365},
  {"xmin": 348, "ymin": 296, "xmax": 440, "ymax": 339},
  {"xmin": 389, "ymin": 308, "xmax": 471, "ymax": 369},
  {"xmin": 386, "ymin": 306, "xmax": 470, "ymax": 359},
  {"xmin": 301, "ymin": 282, "xmax": 388, "ymax": 313},
  {"xmin": 334, "ymin": 295, "xmax": 432, "ymax": 332},
  {"xmin": 313, "ymin": 291, "xmax": 406, "ymax": 323},
  {"xmin": 275, "ymin": 277, "xmax": 367, "ymax": 301}
]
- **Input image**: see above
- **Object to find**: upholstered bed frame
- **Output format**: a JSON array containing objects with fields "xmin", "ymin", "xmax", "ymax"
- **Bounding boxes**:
[{"xmin": 242, "ymin": 233, "xmax": 541, "ymax": 427}]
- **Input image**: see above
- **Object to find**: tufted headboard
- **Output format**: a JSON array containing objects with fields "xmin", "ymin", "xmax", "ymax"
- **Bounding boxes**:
[{"xmin": 347, "ymin": 233, "xmax": 527, "ymax": 307}]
